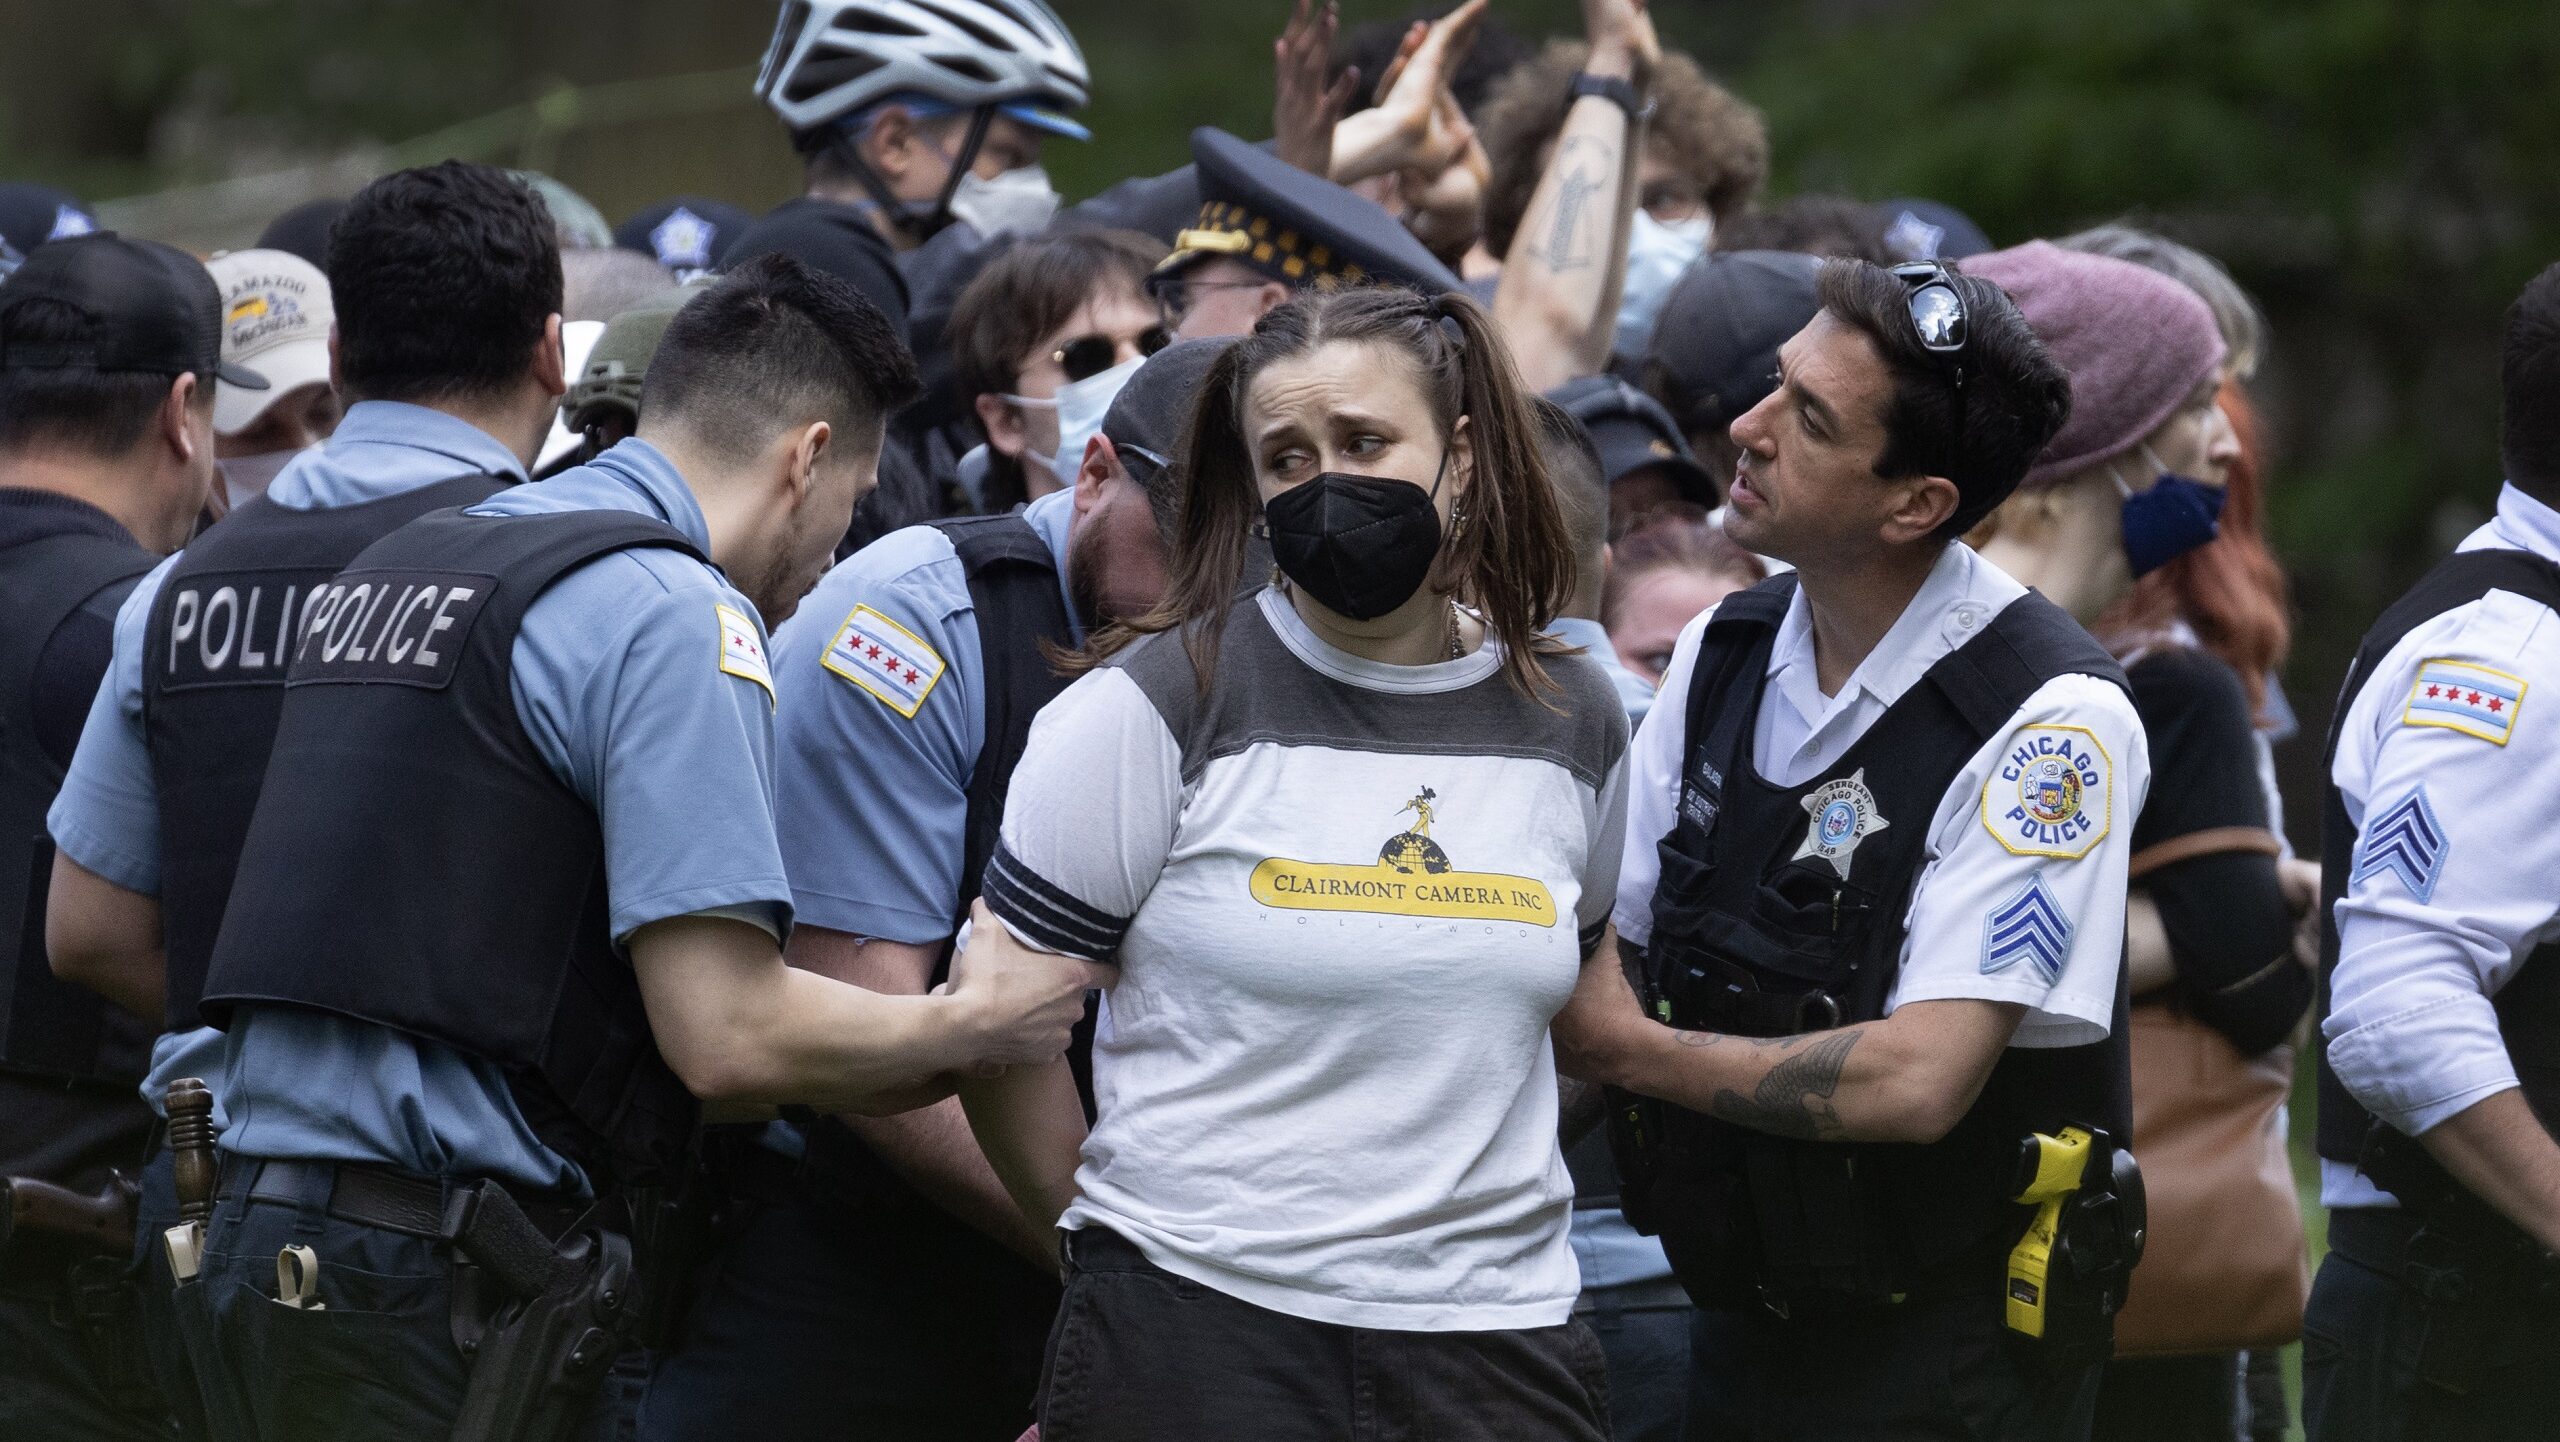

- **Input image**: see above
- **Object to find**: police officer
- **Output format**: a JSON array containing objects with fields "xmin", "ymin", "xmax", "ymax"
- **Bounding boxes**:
[
  {"xmin": 43, "ymin": 162, "xmax": 569, "ymax": 1434},
  {"xmin": 1555, "ymin": 257, "xmax": 2148, "ymax": 1440},
  {"xmin": 636, "ymin": 337, "xmax": 1230, "ymax": 1442},
  {"xmin": 1148, "ymin": 126, "xmax": 1466, "ymax": 341},
  {"xmin": 0, "ymin": 232, "xmax": 249, "ymax": 1441},
  {"xmin": 173, "ymin": 252, "xmax": 1102, "ymax": 1440},
  {"xmin": 2300, "ymin": 264, "xmax": 2560, "ymax": 1440}
]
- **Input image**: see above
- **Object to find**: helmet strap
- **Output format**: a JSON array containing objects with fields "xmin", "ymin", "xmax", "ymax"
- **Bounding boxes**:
[{"xmin": 818, "ymin": 102, "xmax": 994, "ymax": 244}]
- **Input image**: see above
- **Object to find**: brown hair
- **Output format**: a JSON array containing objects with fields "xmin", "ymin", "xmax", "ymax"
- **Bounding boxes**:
[
  {"xmin": 1072, "ymin": 286, "xmax": 1574, "ymax": 698},
  {"xmin": 1476, "ymin": 40, "xmax": 1769, "ymax": 258},
  {"xmin": 945, "ymin": 228, "xmax": 1167, "ymax": 502},
  {"xmin": 1602, "ymin": 504, "xmax": 1767, "ymax": 632},
  {"xmin": 2094, "ymin": 381, "xmax": 2292, "ymax": 717}
]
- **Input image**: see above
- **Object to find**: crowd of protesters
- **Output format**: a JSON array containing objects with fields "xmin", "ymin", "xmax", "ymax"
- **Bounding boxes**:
[{"xmin": 6, "ymin": 3, "xmax": 2560, "ymax": 1441}]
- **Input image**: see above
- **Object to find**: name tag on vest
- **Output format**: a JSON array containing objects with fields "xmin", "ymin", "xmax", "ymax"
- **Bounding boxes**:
[
  {"xmin": 158, "ymin": 567, "xmax": 337, "ymax": 691},
  {"xmin": 287, "ymin": 569, "xmax": 497, "ymax": 689}
]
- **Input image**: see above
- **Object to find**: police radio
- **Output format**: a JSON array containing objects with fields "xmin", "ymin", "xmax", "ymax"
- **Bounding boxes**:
[{"xmin": 2003, "ymin": 1125, "xmax": 2144, "ymax": 1360}]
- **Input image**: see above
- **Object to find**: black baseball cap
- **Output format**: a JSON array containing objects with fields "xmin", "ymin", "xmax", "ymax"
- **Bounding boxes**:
[
  {"xmin": 0, "ymin": 232, "xmax": 268, "ymax": 390},
  {"xmin": 1645, "ymin": 249, "xmax": 1823, "ymax": 441},
  {"xmin": 256, "ymin": 197, "xmax": 347, "ymax": 269},
  {"xmin": 1103, "ymin": 337, "xmax": 1234, "ymax": 466},
  {"xmin": 0, "ymin": 182, "xmax": 97, "ymax": 263},
  {"xmin": 1548, "ymin": 374, "xmax": 1714, "ymax": 506}
]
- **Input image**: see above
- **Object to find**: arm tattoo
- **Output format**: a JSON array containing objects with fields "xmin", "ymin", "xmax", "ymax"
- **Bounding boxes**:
[
  {"xmin": 1706, "ymin": 1029, "xmax": 1862, "ymax": 1140},
  {"xmin": 1528, "ymin": 136, "xmax": 1612, "ymax": 273}
]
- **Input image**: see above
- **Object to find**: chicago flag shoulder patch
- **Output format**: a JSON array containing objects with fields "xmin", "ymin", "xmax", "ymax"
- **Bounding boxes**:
[
  {"xmin": 2402, "ymin": 658, "xmax": 2524, "ymax": 744},
  {"xmin": 1982, "ymin": 876, "xmax": 2074, "ymax": 985},
  {"xmin": 823, "ymin": 604, "xmax": 946, "ymax": 718},
  {"xmin": 715, "ymin": 603, "xmax": 773, "ymax": 705}
]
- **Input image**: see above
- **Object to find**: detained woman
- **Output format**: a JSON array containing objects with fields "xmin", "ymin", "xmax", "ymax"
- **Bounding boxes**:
[
  {"xmin": 957, "ymin": 286, "xmax": 1625, "ymax": 1439},
  {"xmin": 1964, "ymin": 241, "xmax": 2312, "ymax": 1442}
]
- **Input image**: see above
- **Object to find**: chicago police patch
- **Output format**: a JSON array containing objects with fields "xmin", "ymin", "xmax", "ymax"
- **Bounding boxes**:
[
  {"xmin": 823, "ymin": 604, "xmax": 945, "ymax": 718},
  {"xmin": 1981, "ymin": 876, "xmax": 2074, "ymax": 984},
  {"xmin": 1982, "ymin": 724, "xmax": 2111, "ymax": 859},
  {"xmin": 715, "ymin": 603, "xmax": 774, "ymax": 705},
  {"xmin": 2402, "ymin": 658, "xmax": 2524, "ymax": 744}
]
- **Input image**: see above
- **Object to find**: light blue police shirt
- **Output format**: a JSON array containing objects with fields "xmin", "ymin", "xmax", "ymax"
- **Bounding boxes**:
[
  {"xmin": 770, "ymin": 486, "xmax": 1077, "ymax": 945},
  {"xmin": 48, "ymin": 401, "xmax": 534, "ymax": 1130},
  {"xmin": 1546, "ymin": 614, "xmax": 1674, "ymax": 1294},
  {"xmin": 212, "ymin": 436, "xmax": 793, "ymax": 1196}
]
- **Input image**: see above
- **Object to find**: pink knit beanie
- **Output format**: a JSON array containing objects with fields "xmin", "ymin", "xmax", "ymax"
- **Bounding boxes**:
[{"xmin": 1964, "ymin": 240, "xmax": 2225, "ymax": 487}]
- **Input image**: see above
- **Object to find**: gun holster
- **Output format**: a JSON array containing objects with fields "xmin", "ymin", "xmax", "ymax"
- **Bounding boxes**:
[
  {"xmin": 2358, "ymin": 1124, "xmax": 2560, "ymax": 1395},
  {"xmin": 2003, "ymin": 1127, "xmax": 2145, "ymax": 1365},
  {"xmin": 0, "ymin": 1171, "xmax": 161, "ymax": 1415},
  {"xmin": 445, "ymin": 1182, "xmax": 638, "ymax": 1442}
]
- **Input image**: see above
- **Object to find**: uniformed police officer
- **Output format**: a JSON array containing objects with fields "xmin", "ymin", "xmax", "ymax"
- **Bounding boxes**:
[
  {"xmin": 1556, "ymin": 257, "xmax": 2149, "ymax": 1441},
  {"xmin": 1148, "ymin": 126, "xmax": 1465, "ymax": 341},
  {"xmin": 43, "ymin": 161, "xmax": 571, "ymax": 1434},
  {"xmin": 636, "ymin": 337, "xmax": 1231, "ymax": 1442},
  {"xmin": 0, "ymin": 231, "xmax": 249, "ymax": 1441},
  {"xmin": 2300, "ymin": 264, "xmax": 2560, "ymax": 1440},
  {"xmin": 169, "ymin": 252, "xmax": 1104, "ymax": 1441}
]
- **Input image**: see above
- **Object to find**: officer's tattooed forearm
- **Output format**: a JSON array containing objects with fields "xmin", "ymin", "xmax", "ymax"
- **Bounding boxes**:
[{"xmin": 1683, "ymin": 1027, "xmax": 1864, "ymax": 1140}]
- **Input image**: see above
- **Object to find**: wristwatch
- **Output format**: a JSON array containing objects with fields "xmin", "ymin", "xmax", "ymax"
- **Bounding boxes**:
[{"xmin": 1568, "ymin": 72, "xmax": 1653, "ymax": 123}]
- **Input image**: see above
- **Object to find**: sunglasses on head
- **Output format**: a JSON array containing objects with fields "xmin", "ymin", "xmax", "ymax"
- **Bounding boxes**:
[
  {"xmin": 1053, "ymin": 326, "xmax": 1172, "ymax": 384},
  {"xmin": 1891, "ymin": 259, "xmax": 1969, "ymax": 438}
]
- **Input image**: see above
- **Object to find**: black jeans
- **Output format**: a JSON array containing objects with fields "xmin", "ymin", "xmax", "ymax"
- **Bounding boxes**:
[
  {"xmin": 1581, "ymin": 1285, "xmax": 1693, "ymax": 1442},
  {"xmin": 173, "ymin": 1161, "xmax": 635, "ymax": 1442},
  {"xmin": 1038, "ymin": 1225, "xmax": 1613, "ymax": 1442},
  {"xmin": 2300, "ymin": 1219, "xmax": 2560, "ymax": 1442},
  {"xmin": 1684, "ymin": 1292, "xmax": 2101, "ymax": 1442},
  {"xmin": 637, "ymin": 1178, "xmax": 1054, "ymax": 1442}
]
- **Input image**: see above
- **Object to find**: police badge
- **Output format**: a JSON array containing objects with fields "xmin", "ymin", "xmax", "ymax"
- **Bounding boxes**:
[{"xmin": 1795, "ymin": 768, "xmax": 1888, "ymax": 877}]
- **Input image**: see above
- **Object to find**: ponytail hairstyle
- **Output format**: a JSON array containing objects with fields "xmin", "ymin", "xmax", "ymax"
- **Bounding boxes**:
[{"xmin": 1069, "ymin": 285, "xmax": 1575, "ymax": 699}]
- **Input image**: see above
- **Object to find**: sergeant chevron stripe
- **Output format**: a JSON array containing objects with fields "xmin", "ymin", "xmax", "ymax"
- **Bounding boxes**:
[
  {"xmin": 1981, "ymin": 876, "xmax": 2074, "ymax": 985},
  {"xmin": 2351, "ymin": 785, "xmax": 2448, "ymax": 902}
]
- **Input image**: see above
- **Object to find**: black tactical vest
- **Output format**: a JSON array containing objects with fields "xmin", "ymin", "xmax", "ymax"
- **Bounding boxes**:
[
  {"xmin": 201, "ymin": 505, "xmax": 705, "ymax": 1186},
  {"xmin": 142, "ymin": 476, "xmax": 505, "ymax": 1036},
  {"xmin": 1627, "ymin": 575, "xmax": 2133, "ymax": 1306},
  {"xmin": 2316, "ymin": 548, "xmax": 2560, "ymax": 1173},
  {"xmin": 0, "ymin": 522, "xmax": 154, "ymax": 1087}
]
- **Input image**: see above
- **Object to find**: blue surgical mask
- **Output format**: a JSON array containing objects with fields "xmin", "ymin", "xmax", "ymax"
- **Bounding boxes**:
[
  {"xmin": 1006, "ymin": 354, "xmax": 1144, "ymax": 487},
  {"xmin": 2114, "ymin": 448, "xmax": 2226, "ymax": 577},
  {"xmin": 1615, "ymin": 210, "xmax": 1711, "ymax": 356}
]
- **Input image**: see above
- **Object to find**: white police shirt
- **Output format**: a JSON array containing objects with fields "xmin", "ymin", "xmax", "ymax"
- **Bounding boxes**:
[
  {"xmin": 2322, "ymin": 483, "xmax": 2560, "ymax": 1208},
  {"xmin": 1614, "ymin": 542, "xmax": 2149, "ymax": 1046}
]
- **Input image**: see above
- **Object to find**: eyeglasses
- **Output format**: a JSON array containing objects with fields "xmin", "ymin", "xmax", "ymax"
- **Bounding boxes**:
[
  {"xmin": 1144, "ymin": 273, "xmax": 1267, "ymax": 328},
  {"xmin": 1052, "ymin": 325, "xmax": 1171, "ymax": 384},
  {"xmin": 1892, "ymin": 259, "xmax": 1969, "ymax": 441}
]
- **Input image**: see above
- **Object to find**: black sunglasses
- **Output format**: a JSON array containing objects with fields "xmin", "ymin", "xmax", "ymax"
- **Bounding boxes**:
[
  {"xmin": 1891, "ymin": 260, "xmax": 1969, "ymax": 439},
  {"xmin": 1053, "ymin": 326, "xmax": 1172, "ymax": 384}
]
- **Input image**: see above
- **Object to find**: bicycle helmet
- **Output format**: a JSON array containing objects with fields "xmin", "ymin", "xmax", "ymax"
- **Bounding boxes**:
[{"xmin": 756, "ymin": 0, "xmax": 1090, "ymax": 137}]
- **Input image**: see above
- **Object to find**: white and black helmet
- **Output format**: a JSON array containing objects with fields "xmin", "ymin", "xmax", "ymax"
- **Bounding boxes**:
[{"xmin": 756, "ymin": 0, "xmax": 1090, "ymax": 137}]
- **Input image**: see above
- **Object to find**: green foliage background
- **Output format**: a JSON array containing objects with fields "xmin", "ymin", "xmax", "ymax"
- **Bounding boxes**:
[{"xmin": 8, "ymin": 0, "xmax": 2559, "ymax": 827}]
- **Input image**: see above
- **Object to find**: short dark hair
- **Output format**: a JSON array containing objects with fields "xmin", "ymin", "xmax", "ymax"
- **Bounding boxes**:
[
  {"xmin": 946, "ymin": 228, "xmax": 1167, "ymax": 505},
  {"xmin": 1478, "ymin": 41, "xmax": 1768, "ymax": 257},
  {"xmin": 1813, "ymin": 258, "xmax": 2072, "ymax": 539},
  {"xmin": 1530, "ymin": 395, "xmax": 1609, "ymax": 570},
  {"xmin": 328, "ymin": 160, "xmax": 563, "ymax": 406},
  {"xmin": 643, "ymin": 252, "xmax": 922, "ymax": 461},
  {"xmin": 2502, "ymin": 262, "xmax": 2560, "ymax": 503},
  {"xmin": 0, "ymin": 296, "xmax": 203, "ymax": 456},
  {"xmin": 1717, "ymin": 196, "xmax": 1892, "ymax": 265}
]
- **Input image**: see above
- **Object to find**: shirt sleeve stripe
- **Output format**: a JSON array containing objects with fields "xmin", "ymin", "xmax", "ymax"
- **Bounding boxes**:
[
  {"xmin": 982, "ymin": 844, "xmax": 1130, "ymax": 958},
  {"xmin": 1579, "ymin": 917, "xmax": 1608, "ymax": 959}
]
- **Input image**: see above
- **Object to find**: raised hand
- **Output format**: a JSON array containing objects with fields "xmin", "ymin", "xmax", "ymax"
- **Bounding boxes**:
[
  {"xmin": 1329, "ymin": 0, "xmax": 1488, "ymax": 185},
  {"xmin": 1273, "ymin": 0, "xmax": 1361, "ymax": 176}
]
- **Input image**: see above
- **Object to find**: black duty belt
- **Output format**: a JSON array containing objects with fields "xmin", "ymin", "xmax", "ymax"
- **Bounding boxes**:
[{"xmin": 227, "ymin": 1159, "xmax": 592, "ymax": 1245}]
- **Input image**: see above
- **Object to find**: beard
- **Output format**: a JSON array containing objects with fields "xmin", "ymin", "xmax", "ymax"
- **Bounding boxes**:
[
  {"xmin": 1065, "ymin": 515, "xmax": 1113, "ymax": 631},
  {"xmin": 739, "ymin": 508, "xmax": 824, "ymax": 627}
]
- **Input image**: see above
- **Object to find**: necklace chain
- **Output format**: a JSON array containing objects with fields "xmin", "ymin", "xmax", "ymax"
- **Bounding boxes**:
[{"xmin": 1446, "ymin": 599, "xmax": 1462, "ymax": 660}]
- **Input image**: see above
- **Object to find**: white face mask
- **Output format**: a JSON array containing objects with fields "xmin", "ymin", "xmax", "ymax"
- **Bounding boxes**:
[
  {"xmin": 1616, "ymin": 210, "xmax": 1713, "ymax": 356},
  {"xmin": 948, "ymin": 163, "xmax": 1062, "ymax": 241},
  {"xmin": 218, "ymin": 445, "xmax": 317, "ymax": 507},
  {"xmin": 1006, "ymin": 354, "xmax": 1144, "ymax": 488}
]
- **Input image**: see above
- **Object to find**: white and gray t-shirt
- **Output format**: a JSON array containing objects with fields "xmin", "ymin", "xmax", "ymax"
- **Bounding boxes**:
[{"xmin": 985, "ymin": 587, "xmax": 1630, "ymax": 1331}]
